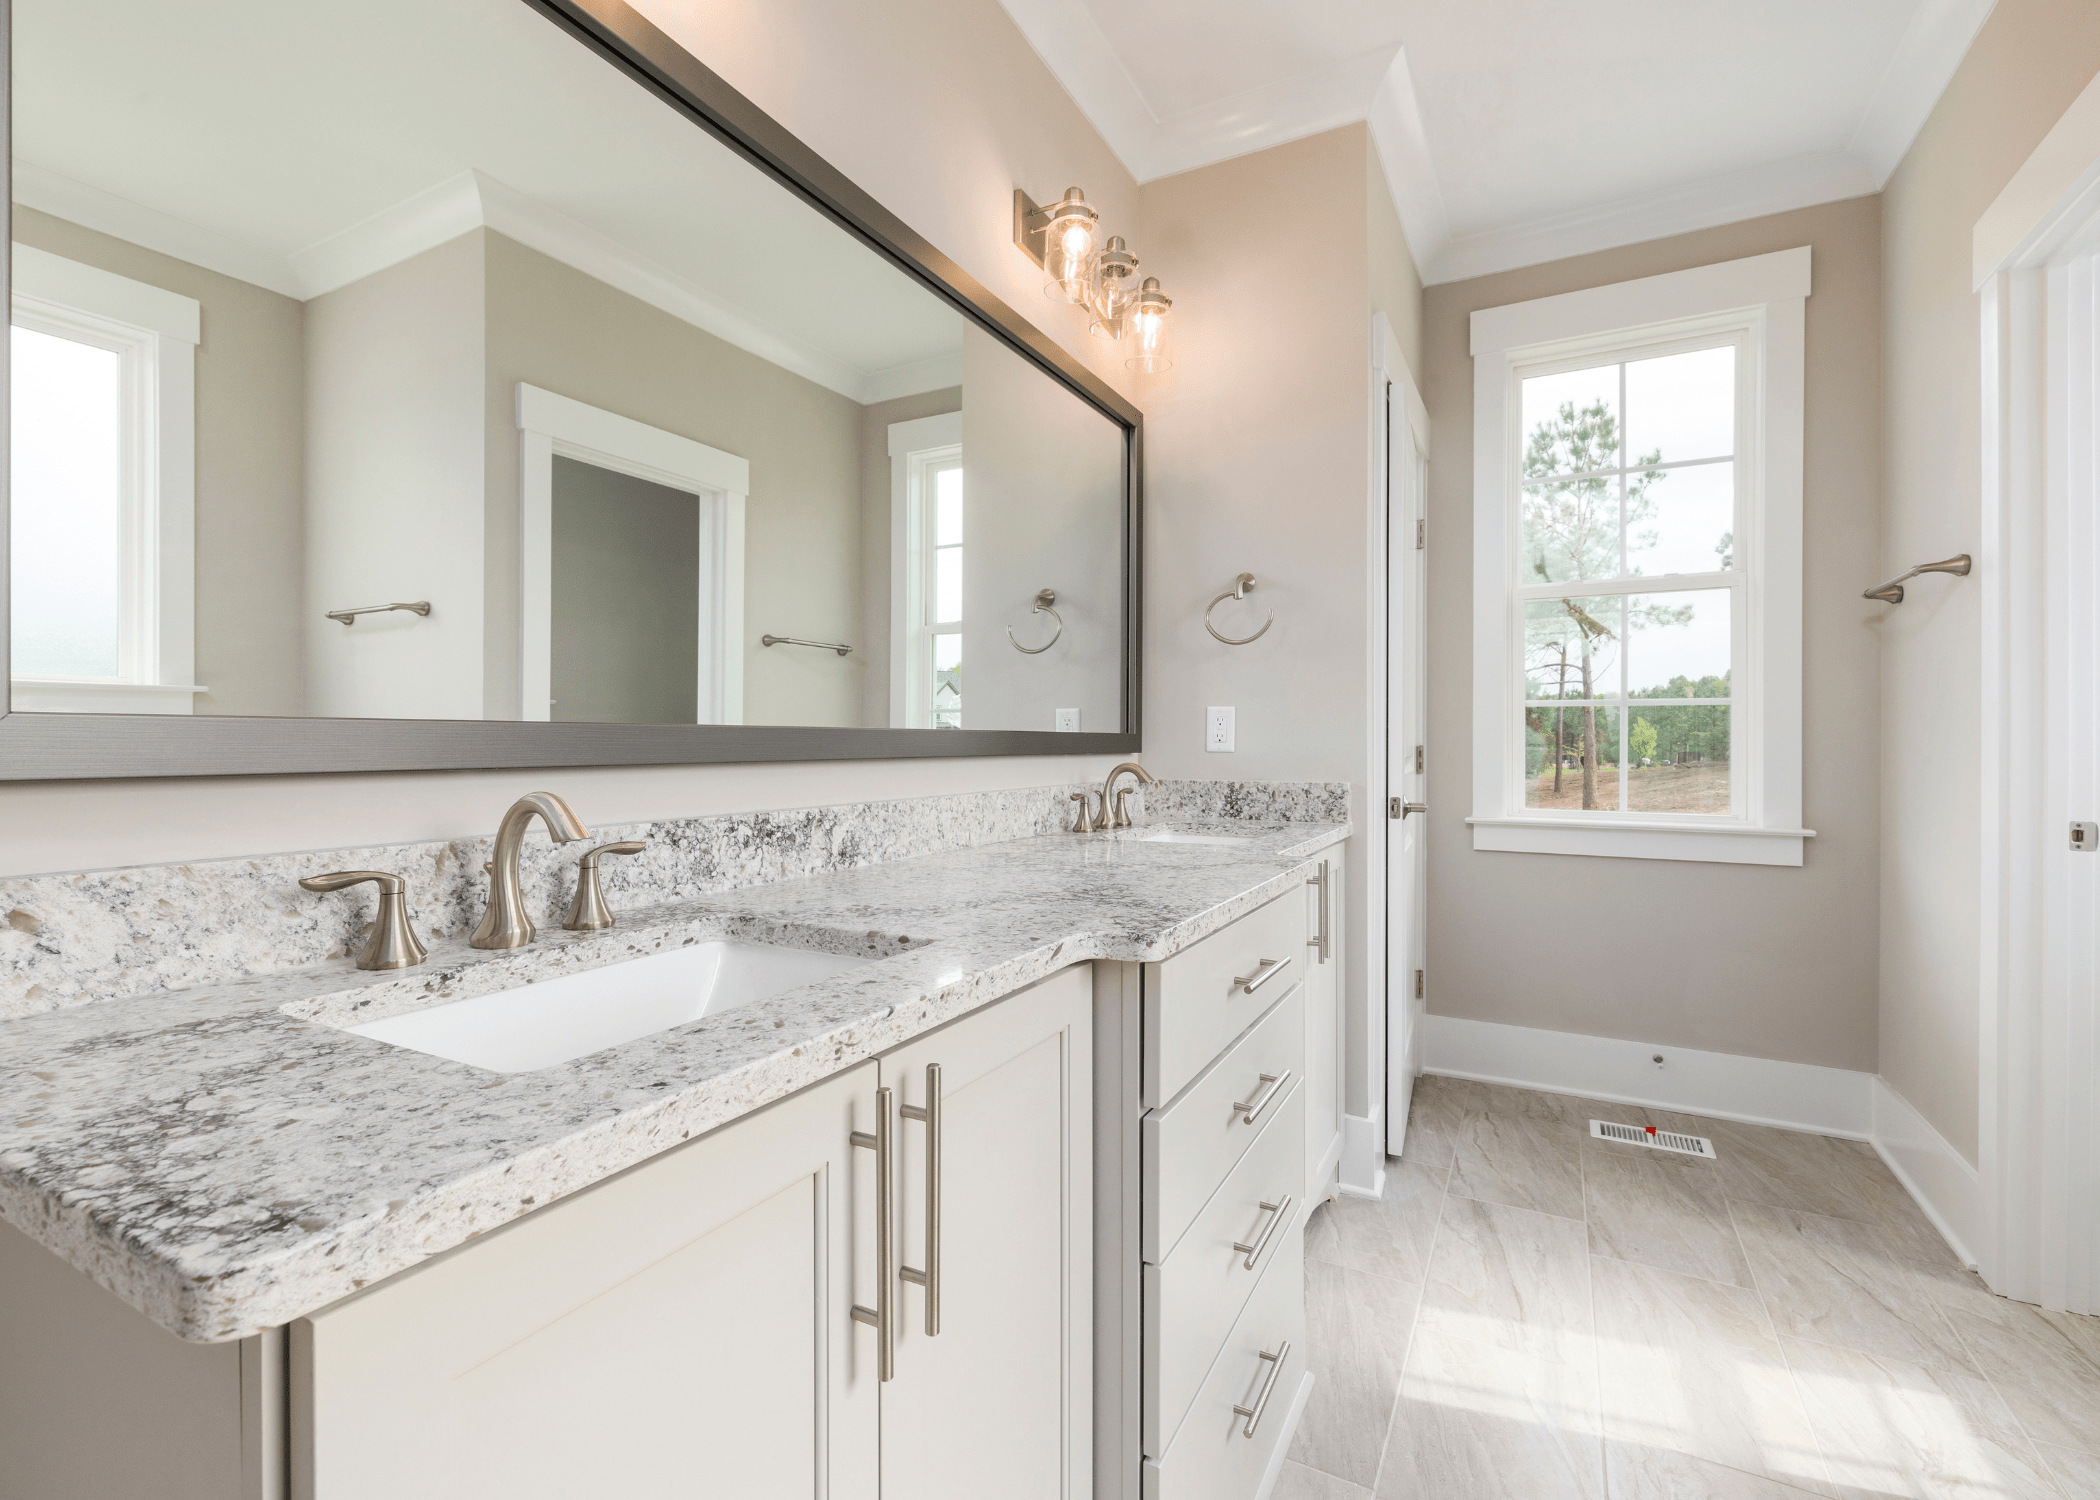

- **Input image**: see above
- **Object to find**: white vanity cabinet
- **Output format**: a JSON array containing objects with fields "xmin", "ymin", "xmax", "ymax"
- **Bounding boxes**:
[
  {"xmin": 1302, "ymin": 849, "xmax": 1345, "ymax": 1198},
  {"xmin": 291, "ymin": 965, "xmax": 1093, "ymax": 1500}
]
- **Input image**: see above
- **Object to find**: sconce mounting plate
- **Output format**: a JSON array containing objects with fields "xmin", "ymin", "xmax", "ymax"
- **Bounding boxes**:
[{"xmin": 1013, "ymin": 188, "xmax": 1049, "ymax": 268}]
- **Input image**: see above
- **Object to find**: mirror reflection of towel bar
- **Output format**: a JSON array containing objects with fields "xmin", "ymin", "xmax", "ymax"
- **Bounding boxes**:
[
  {"xmin": 762, "ymin": 634, "xmax": 852, "ymax": 656},
  {"xmin": 327, "ymin": 601, "xmax": 431, "ymax": 626}
]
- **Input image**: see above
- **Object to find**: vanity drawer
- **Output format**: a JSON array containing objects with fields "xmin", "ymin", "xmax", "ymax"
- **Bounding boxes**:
[
  {"xmin": 1144, "ymin": 887, "xmax": 1305, "ymax": 1109},
  {"xmin": 1142, "ymin": 1079, "xmax": 1303, "ymax": 1457},
  {"xmin": 1143, "ymin": 985, "xmax": 1304, "ymax": 1263},
  {"xmin": 1141, "ymin": 1215, "xmax": 1307, "ymax": 1500}
]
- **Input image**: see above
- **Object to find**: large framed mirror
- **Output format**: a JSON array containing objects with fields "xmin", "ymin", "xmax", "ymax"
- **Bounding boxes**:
[{"xmin": 0, "ymin": 0, "xmax": 1141, "ymax": 778}]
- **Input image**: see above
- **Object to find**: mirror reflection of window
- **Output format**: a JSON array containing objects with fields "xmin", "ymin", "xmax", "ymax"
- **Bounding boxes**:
[
  {"xmin": 929, "ymin": 461, "xmax": 964, "ymax": 729},
  {"xmin": 9, "ymin": 325, "xmax": 123, "ymax": 679}
]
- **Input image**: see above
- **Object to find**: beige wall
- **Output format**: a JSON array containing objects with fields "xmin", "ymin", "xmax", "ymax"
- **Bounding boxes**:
[
  {"xmin": 1139, "ymin": 124, "xmax": 1403, "ymax": 1112},
  {"xmin": 1422, "ymin": 196, "xmax": 1885, "ymax": 1072},
  {"xmin": 12, "ymin": 207, "xmax": 307, "ymax": 717},
  {"xmin": 859, "ymin": 386, "xmax": 963, "ymax": 728},
  {"xmin": 1878, "ymin": 0, "xmax": 2100, "ymax": 1162},
  {"xmin": 1366, "ymin": 139, "xmax": 1425, "ymax": 389},
  {"xmin": 0, "ymin": 0, "xmax": 1141, "ymax": 876},
  {"xmin": 482, "ymin": 230, "xmax": 866, "ymax": 728},
  {"xmin": 305, "ymin": 231, "xmax": 487, "ymax": 720}
]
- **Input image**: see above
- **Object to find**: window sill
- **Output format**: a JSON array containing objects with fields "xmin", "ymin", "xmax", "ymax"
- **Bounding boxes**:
[
  {"xmin": 1466, "ymin": 816, "xmax": 1814, "ymax": 866},
  {"xmin": 9, "ymin": 678, "xmax": 207, "ymax": 715}
]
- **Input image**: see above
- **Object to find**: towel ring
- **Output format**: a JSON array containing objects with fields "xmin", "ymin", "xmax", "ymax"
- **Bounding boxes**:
[
  {"xmin": 1008, "ymin": 589, "xmax": 1063, "ymax": 654},
  {"xmin": 1205, "ymin": 573, "xmax": 1273, "ymax": 645}
]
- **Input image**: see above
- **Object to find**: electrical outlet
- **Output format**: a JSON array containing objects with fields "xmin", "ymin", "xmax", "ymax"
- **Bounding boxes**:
[
  {"xmin": 1205, "ymin": 706, "xmax": 1235, "ymax": 752},
  {"xmin": 1055, "ymin": 708, "xmax": 1080, "ymax": 732}
]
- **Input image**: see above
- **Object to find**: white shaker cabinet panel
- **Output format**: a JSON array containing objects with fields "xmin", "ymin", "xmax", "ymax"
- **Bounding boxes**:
[
  {"xmin": 879, "ymin": 964, "xmax": 1093, "ymax": 1500},
  {"xmin": 292, "ymin": 1061, "xmax": 881, "ymax": 1500},
  {"xmin": 1302, "ymin": 850, "xmax": 1344, "ymax": 1198}
]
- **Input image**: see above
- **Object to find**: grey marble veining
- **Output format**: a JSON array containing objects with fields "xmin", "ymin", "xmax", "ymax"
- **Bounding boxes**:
[
  {"xmin": 0, "ymin": 809, "xmax": 1345, "ymax": 1343},
  {"xmin": 0, "ymin": 777, "xmax": 1348, "ymax": 1020}
]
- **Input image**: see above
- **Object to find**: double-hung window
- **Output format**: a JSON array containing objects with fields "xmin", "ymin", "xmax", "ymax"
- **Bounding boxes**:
[
  {"xmin": 887, "ymin": 411, "xmax": 963, "ymax": 729},
  {"xmin": 1470, "ymin": 248, "xmax": 1810, "ymax": 865},
  {"xmin": 8, "ymin": 245, "xmax": 198, "ymax": 714}
]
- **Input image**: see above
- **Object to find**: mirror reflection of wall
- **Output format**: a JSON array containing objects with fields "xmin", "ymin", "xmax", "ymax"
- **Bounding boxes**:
[{"xmin": 5, "ymin": 0, "xmax": 1127, "ymax": 734}]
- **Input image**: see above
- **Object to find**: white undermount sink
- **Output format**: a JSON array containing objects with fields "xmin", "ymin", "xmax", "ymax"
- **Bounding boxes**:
[
  {"xmin": 350, "ymin": 940, "xmax": 871, "ymax": 1074},
  {"xmin": 1136, "ymin": 829, "xmax": 1251, "ymax": 846}
]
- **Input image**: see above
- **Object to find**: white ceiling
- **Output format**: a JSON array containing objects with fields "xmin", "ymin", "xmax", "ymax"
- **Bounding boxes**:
[
  {"xmin": 997, "ymin": 0, "xmax": 1999, "ymax": 283},
  {"xmin": 12, "ymin": 0, "xmax": 966, "ymax": 403}
]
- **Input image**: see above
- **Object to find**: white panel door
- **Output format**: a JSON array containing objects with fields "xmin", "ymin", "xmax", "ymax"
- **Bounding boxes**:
[
  {"xmin": 1386, "ymin": 345, "xmax": 1431, "ymax": 1155},
  {"xmin": 879, "ymin": 965, "xmax": 1093, "ymax": 1500},
  {"xmin": 294, "ymin": 1061, "xmax": 880, "ymax": 1500}
]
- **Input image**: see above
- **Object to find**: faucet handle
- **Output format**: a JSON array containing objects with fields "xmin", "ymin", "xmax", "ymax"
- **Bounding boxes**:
[
  {"xmin": 1069, "ymin": 791, "xmax": 1098, "ymax": 834},
  {"xmin": 298, "ymin": 871, "xmax": 428, "ymax": 971},
  {"xmin": 564, "ymin": 841, "xmax": 648, "ymax": 931},
  {"xmin": 1112, "ymin": 787, "xmax": 1135, "ymax": 828}
]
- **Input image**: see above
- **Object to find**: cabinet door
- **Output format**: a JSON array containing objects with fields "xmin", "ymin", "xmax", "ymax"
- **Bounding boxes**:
[
  {"xmin": 1303, "ymin": 852, "xmax": 1344, "ymax": 1196},
  {"xmin": 294, "ymin": 1061, "xmax": 880, "ymax": 1500},
  {"xmin": 879, "ymin": 965, "xmax": 1093, "ymax": 1500}
]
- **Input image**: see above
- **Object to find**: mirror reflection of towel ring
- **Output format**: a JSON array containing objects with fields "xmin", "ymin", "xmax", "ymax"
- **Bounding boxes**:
[
  {"xmin": 1205, "ymin": 573, "xmax": 1273, "ymax": 645},
  {"xmin": 1008, "ymin": 588, "xmax": 1063, "ymax": 654}
]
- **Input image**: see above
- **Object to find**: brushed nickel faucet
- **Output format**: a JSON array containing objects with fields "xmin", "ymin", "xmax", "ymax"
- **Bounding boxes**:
[
  {"xmin": 564, "ymin": 840, "xmax": 648, "ymax": 931},
  {"xmin": 1100, "ymin": 762, "xmax": 1158, "ymax": 828},
  {"xmin": 472, "ymin": 792, "xmax": 590, "ymax": 950},
  {"xmin": 298, "ymin": 870, "xmax": 428, "ymax": 970}
]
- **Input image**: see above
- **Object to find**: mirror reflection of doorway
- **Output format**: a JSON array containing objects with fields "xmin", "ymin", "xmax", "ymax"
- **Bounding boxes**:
[{"xmin": 549, "ymin": 456, "xmax": 699, "ymax": 724}]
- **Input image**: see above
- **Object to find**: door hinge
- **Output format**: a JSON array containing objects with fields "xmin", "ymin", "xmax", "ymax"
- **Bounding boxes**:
[
  {"xmin": 1414, "ymin": 744, "xmax": 1424, "ymax": 774},
  {"xmin": 1414, "ymin": 969, "xmax": 1424, "ymax": 1000},
  {"xmin": 1415, "ymin": 518, "xmax": 1426, "ymax": 549}
]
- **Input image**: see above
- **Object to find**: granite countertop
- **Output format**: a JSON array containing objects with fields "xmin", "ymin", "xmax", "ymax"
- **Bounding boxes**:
[{"xmin": 0, "ymin": 817, "xmax": 1345, "ymax": 1343}]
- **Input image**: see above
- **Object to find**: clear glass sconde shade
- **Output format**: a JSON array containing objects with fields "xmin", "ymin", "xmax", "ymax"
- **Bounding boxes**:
[
  {"xmin": 1089, "ymin": 235, "xmax": 1139, "ymax": 341},
  {"xmin": 1040, "ymin": 187, "xmax": 1098, "ymax": 305},
  {"xmin": 1126, "ymin": 277, "xmax": 1174, "ymax": 373}
]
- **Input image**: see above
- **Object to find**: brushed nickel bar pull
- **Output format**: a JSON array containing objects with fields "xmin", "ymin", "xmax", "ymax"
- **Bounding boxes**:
[
  {"xmin": 761, "ymin": 634, "xmax": 853, "ymax": 656},
  {"xmin": 1306, "ymin": 858, "xmax": 1331, "ymax": 963},
  {"xmin": 1232, "ymin": 1342, "xmax": 1291, "ymax": 1437},
  {"xmin": 1233, "ymin": 955, "xmax": 1293, "ymax": 994},
  {"xmin": 325, "ymin": 600, "xmax": 430, "ymax": 626},
  {"xmin": 898, "ymin": 1062, "xmax": 942, "ymax": 1337},
  {"xmin": 1864, "ymin": 553, "xmax": 1970, "ymax": 604},
  {"xmin": 1231, "ymin": 1195, "xmax": 1293, "ymax": 1270},
  {"xmin": 1233, "ymin": 1070, "xmax": 1291, "ymax": 1125},
  {"xmin": 849, "ymin": 1086, "xmax": 894, "ymax": 1381}
]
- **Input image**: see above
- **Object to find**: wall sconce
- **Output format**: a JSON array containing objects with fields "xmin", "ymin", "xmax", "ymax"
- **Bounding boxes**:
[
  {"xmin": 1014, "ymin": 187, "xmax": 1177, "ymax": 372},
  {"xmin": 1013, "ymin": 186, "xmax": 1099, "ymax": 304},
  {"xmin": 1126, "ymin": 277, "xmax": 1174, "ymax": 374}
]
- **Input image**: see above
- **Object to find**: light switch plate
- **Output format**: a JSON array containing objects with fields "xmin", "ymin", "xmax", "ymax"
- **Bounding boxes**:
[
  {"xmin": 1205, "ymin": 706, "xmax": 1235, "ymax": 752},
  {"xmin": 1055, "ymin": 708, "xmax": 1080, "ymax": 732}
]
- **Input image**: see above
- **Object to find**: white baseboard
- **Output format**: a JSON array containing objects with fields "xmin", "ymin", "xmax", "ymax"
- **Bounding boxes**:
[
  {"xmin": 1339, "ymin": 1107, "xmax": 1387, "ymax": 1198},
  {"xmin": 1421, "ymin": 1014, "xmax": 1873, "ymax": 1138},
  {"xmin": 1869, "ymin": 1075, "xmax": 1984, "ymax": 1271}
]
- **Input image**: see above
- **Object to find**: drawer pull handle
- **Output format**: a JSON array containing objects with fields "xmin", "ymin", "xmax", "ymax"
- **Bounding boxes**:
[
  {"xmin": 898, "ymin": 1062, "xmax": 942, "ymax": 1337},
  {"xmin": 1232, "ymin": 1195, "xmax": 1293, "ymax": 1269},
  {"xmin": 1232, "ymin": 1341, "xmax": 1291, "ymax": 1437},
  {"xmin": 849, "ymin": 1086, "xmax": 895, "ymax": 1381},
  {"xmin": 1233, "ymin": 955, "xmax": 1293, "ymax": 993},
  {"xmin": 1233, "ymin": 1069, "xmax": 1291, "ymax": 1125}
]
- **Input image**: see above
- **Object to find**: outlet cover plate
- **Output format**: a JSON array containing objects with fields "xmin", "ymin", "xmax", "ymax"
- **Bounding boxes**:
[
  {"xmin": 1206, "ymin": 706, "xmax": 1235, "ymax": 753},
  {"xmin": 1056, "ymin": 708, "xmax": 1080, "ymax": 732}
]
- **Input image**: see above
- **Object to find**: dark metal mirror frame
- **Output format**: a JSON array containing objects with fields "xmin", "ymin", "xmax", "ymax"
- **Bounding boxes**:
[{"xmin": 0, "ymin": 0, "xmax": 1144, "ymax": 780}]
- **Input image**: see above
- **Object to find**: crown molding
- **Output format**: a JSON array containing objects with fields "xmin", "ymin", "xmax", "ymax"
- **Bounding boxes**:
[
  {"xmin": 1424, "ymin": 151, "xmax": 1875, "ymax": 287},
  {"xmin": 11, "ymin": 160, "xmax": 306, "ymax": 298},
  {"xmin": 15, "ymin": 164, "xmax": 960, "ymax": 405},
  {"xmin": 1850, "ymin": 0, "xmax": 1999, "ymax": 183},
  {"xmin": 1366, "ymin": 48, "xmax": 1451, "ymax": 277}
]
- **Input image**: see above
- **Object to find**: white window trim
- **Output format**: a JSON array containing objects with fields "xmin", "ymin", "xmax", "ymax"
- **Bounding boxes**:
[
  {"xmin": 8, "ymin": 243, "xmax": 200, "ymax": 714},
  {"xmin": 1468, "ymin": 246, "xmax": 1812, "ymax": 866},
  {"xmin": 888, "ymin": 411, "xmax": 962, "ymax": 729},
  {"xmin": 514, "ymin": 383, "xmax": 747, "ymax": 724}
]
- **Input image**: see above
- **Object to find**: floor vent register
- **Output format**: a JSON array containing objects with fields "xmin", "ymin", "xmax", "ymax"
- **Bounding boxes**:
[{"xmin": 1590, "ymin": 1119, "xmax": 1717, "ymax": 1159}]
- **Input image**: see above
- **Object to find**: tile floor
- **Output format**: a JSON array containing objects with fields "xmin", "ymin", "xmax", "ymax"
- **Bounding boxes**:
[{"xmin": 1277, "ymin": 1076, "xmax": 2100, "ymax": 1499}]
